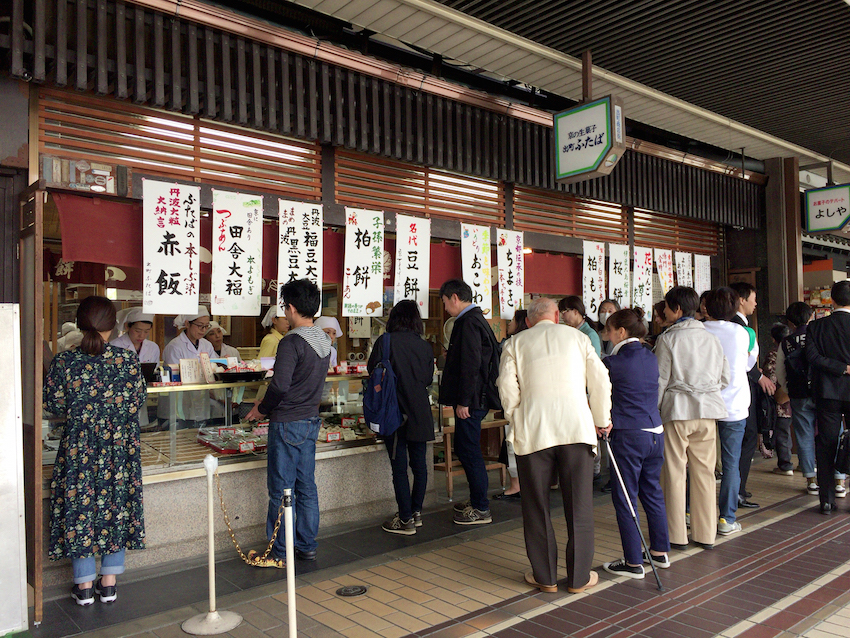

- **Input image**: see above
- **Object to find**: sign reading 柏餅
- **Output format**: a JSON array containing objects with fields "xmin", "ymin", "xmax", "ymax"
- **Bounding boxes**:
[
  {"xmin": 497, "ymin": 230, "xmax": 524, "ymax": 320},
  {"xmin": 461, "ymin": 224, "xmax": 493, "ymax": 317},
  {"xmin": 675, "ymin": 252, "xmax": 693, "ymax": 288},
  {"xmin": 608, "ymin": 243, "xmax": 630, "ymax": 309},
  {"xmin": 694, "ymin": 255, "xmax": 712, "ymax": 296},
  {"xmin": 554, "ymin": 95, "xmax": 627, "ymax": 185},
  {"xmin": 343, "ymin": 208, "xmax": 384, "ymax": 317},
  {"xmin": 394, "ymin": 215, "xmax": 431, "ymax": 318},
  {"xmin": 278, "ymin": 200, "xmax": 323, "ymax": 315},
  {"xmin": 654, "ymin": 249, "xmax": 675, "ymax": 296},
  {"xmin": 632, "ymin": 246, "xmax": 653, "ymax": 314},
  {"xmin": 143, "ymin": 180, "xmax": 200, "ymax": 315},
  {"xmin": 805, "ymin": 184, "xmax": 850, "ymax": 233},
  {"xmin": 582, "ymin": 241, "xmax": 605, "ymax": 322},
  {"xmin": 211, "ymin": 191, "xmax": 263, "ymax": 316}
]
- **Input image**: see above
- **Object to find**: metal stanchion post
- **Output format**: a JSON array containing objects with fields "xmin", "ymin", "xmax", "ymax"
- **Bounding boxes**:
[
  {"xmin": 284, "ymin": 488, "xmax": 297, "ymax": 638},
  {"xmin": 182, "ymin": 455, "xmax": 243, "ymax": 635}
]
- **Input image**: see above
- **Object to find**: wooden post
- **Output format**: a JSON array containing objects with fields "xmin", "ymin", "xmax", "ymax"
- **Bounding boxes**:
[{"xmin": 582, "ymin": 50, "xmax": 592, "ymax": 102}]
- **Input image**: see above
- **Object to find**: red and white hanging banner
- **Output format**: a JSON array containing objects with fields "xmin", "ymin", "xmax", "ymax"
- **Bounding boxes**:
[
  {"xmin": 394, "ymin": 214, "xmax": 431, "ymax": 318},
  {"xmin": 277, "ymin": 200, "xmax": 323, "ymax": 315},
  {"xmin": 608, "ymin": 243, "xmax": 630, "ymax": 309},
  {"xmin": 654, "ymin": 248, "xmax": 675, "ymax": 296},
  {"xmin": 632, "ymin": 246, "xmax": 653, "ymax": 314},
  {"xmin": 461, "ymin": 223, "xmax": 493, "ymax": 317},
  {"xmin": 582, "ymin": 240, "xmax": 605, "ymax": 322},
  {"xmin": 211, "ymin": 191, "xmax": 263, "ymax": 316},
  {"xmin": 343, "ymin": 208, "xmax": 384, "ymax": 317},
  {"xmin": 497, "ymin": 229, "xmax": 525, "ymax": 320}
]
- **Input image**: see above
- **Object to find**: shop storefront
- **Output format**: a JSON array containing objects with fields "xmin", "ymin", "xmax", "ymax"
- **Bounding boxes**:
[{"xmin": 3, "ymin": 0, "xmax": 764, "ymax": 619}]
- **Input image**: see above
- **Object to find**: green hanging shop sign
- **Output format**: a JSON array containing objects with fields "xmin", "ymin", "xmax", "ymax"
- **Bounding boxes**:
[{"xmin": 553, "ymin": 95, "xmax": 626, "ymax": 184}]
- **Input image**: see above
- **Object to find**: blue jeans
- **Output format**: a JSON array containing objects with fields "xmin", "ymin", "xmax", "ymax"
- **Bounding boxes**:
[
  {"xmin": 453, "ymin": 408, "xmax": 489, "ymax": 511},
  {"xmin": 267, "ymin": 418, "xmax": 321, "ymax": 557},
  {"xmin": 72, "ymin": 550, "xmax": 125, "ymax": 585},
  {"xmin": 790, "ymin": 398, "xmax": 817, "ymax": 478},
  {"xmin": 385, "ymin": 426, "xmax": 428, "ymax": 521},
  {"xmin": 717, "ymin": 419, "xmax": 746, "ymax": 523}
]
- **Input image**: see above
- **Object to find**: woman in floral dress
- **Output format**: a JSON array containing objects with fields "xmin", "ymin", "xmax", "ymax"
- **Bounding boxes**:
[{"xmin": 44, "ymin": 296, "xmax": 147, "ymax": 606}]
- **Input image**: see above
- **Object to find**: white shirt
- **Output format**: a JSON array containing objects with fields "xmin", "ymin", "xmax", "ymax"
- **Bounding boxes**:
[
  {"xmin": 703, "ymin": 320, "xmax": 757, "ymax": 422},
  {"xmin": 160, "ymin": 331, "xmax": 217, "ymax": 422},
  {"xmin": 110, "ymin": 333, "xmax": 161, "ymax": 364},
  {"xmin": 213, "ymin": 342, "xmax": 240, "ymax": 361}
]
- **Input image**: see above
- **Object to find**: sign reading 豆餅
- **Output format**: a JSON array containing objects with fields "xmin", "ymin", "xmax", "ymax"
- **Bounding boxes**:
[
  {"xmin": 278, "ymin": 200, "xmax": 323, "ymax": 315},
  {"xmin": 211, "ymin": 191, "xmax": 263, "ymax": 316},
  {"xmin": 582, "ymin": 241, "xmax": 606, "ymax": 322},
  {"xmin": 608, "ymin": 243, "xmax": 630, "ymax": 309},
  {"xmin": 675, "ymin": 252, "xmax": 693, "ymax": 288},
  {"xmin": 632, "ymin": 246, "xmax": 653, "ymax": 314},
  {"xmin": 394, "ymin": 215, "xmax": 431, "ymax": 318},
  {"xmin": 805, "ymin": 184, "xmax": 850, "ymax": 233},
  {"xmin": 554, "ymin": 95, "xmax": 627, "ymax": 185},
  {"xmin": 694, "ymin": 254, "xmax": 712, "ymax": 296},
  {"xmin": 461, "ymin": 224, "xmax": 493, "ymax": 318},
  {"xmin": 343, "ymin": 208, "xmax": 384, "ymax": 317},
  {"xmin": 654, "ymin": 249, "xmax": 675, "ymax": 295},
  {"xmin": 497, "ymin": 230, "xmax": 524, "ymax": 319},
  {"xmin": 143, "ymin": 180, "xmax": 200, "ymax": 315}
]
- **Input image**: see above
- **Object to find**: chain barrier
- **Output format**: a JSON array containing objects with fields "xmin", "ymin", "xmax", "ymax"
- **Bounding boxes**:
[{"xmin": 214, "ymin": 470, "xmax": 286, "ymax": 567}]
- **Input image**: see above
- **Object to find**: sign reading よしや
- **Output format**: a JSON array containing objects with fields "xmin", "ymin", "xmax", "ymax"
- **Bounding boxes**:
[
  {"xmin": 143, "ymin": 179, "xmax": 201, "ymax": 315},
  {"xmin": 554, "ymin": 95, "xmax": 627, "ymax": 185},
  {"xmin": 608, "ymin": 243, "xmax": 630, "ymax": 309},
  {"xmin": 211, "ymin": 191, "xmax": 263, "ymax": 316},
  {"xmin": 343, "ymin": 208, "xmax": 384, "ymax": 317},
  {"xmin": 805, "ymin": 184, "xmax": 850, "ymax": 233},
  {"xmin": 632, "ymin": 246, "xmax": 653, "ymax": 314},
  {"xmin": 278, "ymin": 200, "xmax": 323, "ymax": 315},
  {"xmin": 461, "ymin": 223, "xmax": 493, "ymax": 317},
  {"xmin": 394, "ymin": 215, "xmax": 431, "ymax": 318},
  {"xmin": 497, "ymin": 230, "xmax": 524, "ymax": 320},
  {"xmin": 582, "ymin": 241, "xmax": 605, "ymax": 322}
]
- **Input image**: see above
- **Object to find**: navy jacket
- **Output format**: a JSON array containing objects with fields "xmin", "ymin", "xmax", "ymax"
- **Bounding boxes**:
[{"xmin": 603, "ymin": 341, "xmax": 663, "ymax": 430}]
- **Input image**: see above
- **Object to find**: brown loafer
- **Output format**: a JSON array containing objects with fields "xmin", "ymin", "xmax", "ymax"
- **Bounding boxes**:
[
  {"xmin": 567, "ymin": 570, "xmax": 598, "ymax": 593},
  {"xmin": 524, "ymin": 571, "xmax": 558, "ymax": 593}
]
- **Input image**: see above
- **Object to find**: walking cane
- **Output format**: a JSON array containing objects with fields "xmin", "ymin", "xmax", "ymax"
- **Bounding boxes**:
[{"xmin": 603, "ymin": 433, "xmax": 664, "ymax": 592}]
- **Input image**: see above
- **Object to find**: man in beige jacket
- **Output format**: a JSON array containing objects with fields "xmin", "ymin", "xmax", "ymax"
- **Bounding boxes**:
[{"xmin": 498, "ymin": 297, "xmax": 612, "ymax": 594}]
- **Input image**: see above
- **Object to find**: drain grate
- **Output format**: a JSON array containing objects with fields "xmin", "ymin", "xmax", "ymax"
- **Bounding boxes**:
[{"xmin": 336, "ymin": 585, "xmax": 368, "ymax": 597}]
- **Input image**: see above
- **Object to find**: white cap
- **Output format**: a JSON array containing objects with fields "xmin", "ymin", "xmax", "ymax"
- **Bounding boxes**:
[
  {"xmin": 314, "ymin": 316, "xmax": 342, "ymax": 339},
  {"xmin": 206, "ymin": 320, "xmax": 229, "ymax": 336},
  {"xmin": 261, "ymin": 305, "xmax": 279, "ymax": 329},
  {"xmin": 124, "ymin": 307, "xmax": 155, "ymax": 326},
  {"xmin": 61, "ymin": 322, "xmax": 77, "ymax": 336},
  {"xmin": 173, "ymin": 306, "xmax": 210, "ymax": 328}
]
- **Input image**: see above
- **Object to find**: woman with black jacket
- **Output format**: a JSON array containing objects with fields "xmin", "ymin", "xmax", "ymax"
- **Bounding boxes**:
[{"xmin": 368, "ymin": 300, "xmax": 436, "ymax": 535}]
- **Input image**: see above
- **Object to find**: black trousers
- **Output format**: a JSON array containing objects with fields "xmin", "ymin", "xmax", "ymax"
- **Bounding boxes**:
[
  {"xmin": 816, "ymin": 399, "xmax": 850, "ymax": 506},
  {"xmin": 516, "ymin": 444, "xmax": 595, "ymax": 589},
  {"xmin": 738, "ymin": 381, "xmax": 759, "ymax": 499}
]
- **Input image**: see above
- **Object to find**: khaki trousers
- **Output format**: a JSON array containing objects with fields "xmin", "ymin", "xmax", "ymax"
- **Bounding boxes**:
[{"xmin": 661, "ymin": 419, "xmax": 717, "ymax": 546}]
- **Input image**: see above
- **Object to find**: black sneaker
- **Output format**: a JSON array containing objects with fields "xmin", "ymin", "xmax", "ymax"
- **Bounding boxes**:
[
  {"xmin": 382, "ymin": 513, "xmax": 416, "ymax": 535},
  {"xmin": 412, "ymin": 511, "xmax": 423, "ymax": 527},
  {"xmin": 71, "ymin": 584, "xmax": 95, "ymax": 606},
  {"xmin": 452, "ymin": 499, "xmax": 471, "ymax": 513},
  {"xmin": 94, "ymin": 578, "xmax": 117, "ymax": 603},
  {"xmin": 603, "ymin": 559, "xmax": 644, "ymax": 580},
  {"xmin": 453, "ymin": 506, "xmax": 492, "ymax": 525}
]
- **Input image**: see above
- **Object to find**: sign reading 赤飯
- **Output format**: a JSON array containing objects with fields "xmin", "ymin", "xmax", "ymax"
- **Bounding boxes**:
[
  {"xmin": 805, "ymin": 184, "xmax": 850, "ymax": 233},
  {"xmin": 554, "ymin": 95, "xmax": 626, "ymax": 185}
]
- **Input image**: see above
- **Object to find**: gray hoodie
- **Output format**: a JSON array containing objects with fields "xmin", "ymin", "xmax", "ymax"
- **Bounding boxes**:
[{"xmin": 655, "ymin": 318, "xmax": 730, "ymax": 423}]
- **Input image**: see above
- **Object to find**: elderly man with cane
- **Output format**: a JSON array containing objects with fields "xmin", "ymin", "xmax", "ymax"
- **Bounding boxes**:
[{"xmin": 498, "ymin": 297, "xmax": 612, "ymax": 594}]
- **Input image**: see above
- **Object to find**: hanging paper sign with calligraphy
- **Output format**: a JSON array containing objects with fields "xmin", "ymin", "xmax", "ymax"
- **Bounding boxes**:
[
  {"xmin": 210, "ymin": 191, "xmax": 263, "ymax": 316},
  {"xmin": 632, "ymin": 246, "xmax": 653, "ymax": 314},
  {"xmin": 608, "ymin": 243, "xmax": 630, "ymax": 309},
  {"xmin": 582, "ymin": 241, "xmax": 605, "ymax": 322},
  {"xmin": 497, "ymin": 229, "xmax": 524, "ymax": 319},
  {"xmin": 461, "ymin": 223, "xmax": 493, "ymax": 317},
  {"xmin": 142, "ymin": 179, "xmax": 200, "ymax": 315},
  {"xmin": 694, "ymin": 254, "xmax": 712, "ymax": 296},
  {"xmin": 393, "ymin": 215, "xmax": 431, "ymax": 318},
  {"xmin": 277, "ymin": 200, "xmax": 323, "ymax": 315},
  {"xmin": 654, "ymin": 249, "xmax": 675, "ymax": 296},
  {"xmin": 343, "ymin": 208, "xmax": 384, "ymax": 317},
  {"xmin": 675, "ymin": 252, "xmax": 693, "ymax": 288}
]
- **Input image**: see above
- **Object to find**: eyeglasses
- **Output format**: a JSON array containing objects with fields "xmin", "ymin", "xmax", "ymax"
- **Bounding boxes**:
[{"xmin": 191, "ymin": 322, "xmax": 211, "ymax": 331}]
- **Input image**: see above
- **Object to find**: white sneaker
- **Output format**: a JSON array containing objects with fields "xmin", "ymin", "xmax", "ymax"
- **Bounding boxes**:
[
  {"xmin": 836, "ymin": 480, "xmax": 846, "ymax": 498},
  {"xmin": 718, "ymin": 517, "xmax": 742, "ymax": 536},
  {"xmin": 807, "ymin": 480, "xmax": 819, "ymax": 495}
]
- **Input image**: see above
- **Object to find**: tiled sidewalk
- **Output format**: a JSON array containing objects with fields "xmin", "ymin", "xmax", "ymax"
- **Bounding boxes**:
[{"xmin": 43, "ymin": 460, "xmax": 850, "ymax": 638}]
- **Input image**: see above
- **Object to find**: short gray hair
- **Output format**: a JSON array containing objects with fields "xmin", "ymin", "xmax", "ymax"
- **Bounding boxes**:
[{"xmin": 527, "ymin": 297, "xmax": 557, "ymax": 324}]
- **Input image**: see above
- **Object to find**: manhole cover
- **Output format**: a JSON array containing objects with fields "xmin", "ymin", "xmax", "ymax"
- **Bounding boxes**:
[{"xmin": 336, "ymin": 585, "xmax": 368, "ymax": 597}]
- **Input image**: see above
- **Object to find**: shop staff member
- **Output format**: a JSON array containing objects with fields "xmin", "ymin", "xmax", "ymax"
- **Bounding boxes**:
[
  {"xmin": 206, "ymin": 321, "xmax": 239, "ymax": 360},
  {"xmin": 259, "ymin": 306, "xmax": 290, "ymax": 358},
  {"xmin": 314, "ymin": 316, "xmax": 342, "ymax": 368},
  {"xmin": 57, "ymin": 321, "xmax": 83, "ymax": 352},
  {"xmin": 160, "ymin": 307, "xmax": 216, "ymax": 429},
  {"xmin": 111, "ymin": 308, "xmax": 160, "ymax": 363}
]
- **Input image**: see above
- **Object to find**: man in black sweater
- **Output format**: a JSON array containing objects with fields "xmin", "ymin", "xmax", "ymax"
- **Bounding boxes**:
[
  {"xmin": 246, "ymin": 278, "xmax": 331, "ymax": 566},
  {"xmin": 806, "ymin": 280, "xmax": 850, "ymax": 514},
  {"xmin": 439, "ymin": 279, "xmax": 501, "ymax": 525}
]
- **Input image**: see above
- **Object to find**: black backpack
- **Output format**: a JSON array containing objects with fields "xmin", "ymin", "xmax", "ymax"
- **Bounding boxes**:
[{"xmin": 781, "ymin": 334, "xmax": 811, "ymax": 398}]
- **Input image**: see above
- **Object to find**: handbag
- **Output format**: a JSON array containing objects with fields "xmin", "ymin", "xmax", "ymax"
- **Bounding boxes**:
[{"xmin": 835, "ymin": 429, "xmax": 850, "ymax": 475}]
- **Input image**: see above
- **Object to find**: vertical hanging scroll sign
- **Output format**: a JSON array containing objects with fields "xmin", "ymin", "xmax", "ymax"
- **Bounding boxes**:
[
  {"xmin": 608, "ymin": 243, "xmax": 630, "ymax": 309},
  {"xmin": 582, "ymin": 240, "xmax": 606, "ymax": 322},
  {"xmin": 461, "ymin": 224, "xmax": 493, "ymax": 317},
  {"xmin": 497, "ymin": 229, "xmax": 524, "ymax": 319},
  {"xmin": 278, "ymin": 200, "xmax": 323, "ymax": 314},
  {"xmin": 143, "ymin": 179, "xmax": 201, "ymax": 315},
  {"xmin": 394, "ymin": 215, "xmax": 431, "ymax": 318},
  {"xmin": 211, "ymin": 191, "xmax": 263, "ymax": 316},
  {"xmin": 342, "ymin": 208, "xmax": 384, "ymax": 317},
  {"xmin": 632, "ymin": 246, "xmax": 654, "ymax": 315}
]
